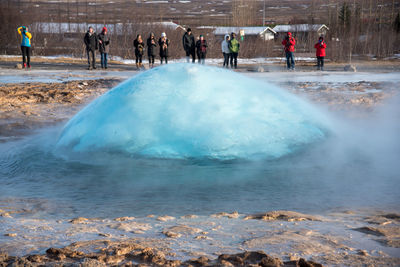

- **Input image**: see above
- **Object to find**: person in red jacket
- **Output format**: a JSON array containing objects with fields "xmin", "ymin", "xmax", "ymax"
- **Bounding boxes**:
[
  {"xmin": 314, "ymin": 36, "xmax": 327, "ymax": 71},
  {"xmin": 282, "ymin": 32, "xmax": 296, "ymax": 70}
]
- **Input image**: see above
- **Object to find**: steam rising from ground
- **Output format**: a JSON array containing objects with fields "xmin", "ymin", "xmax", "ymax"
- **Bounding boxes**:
[{"xmin": 56, "ymin": 64, "xmax": 331, "ymax": 159}]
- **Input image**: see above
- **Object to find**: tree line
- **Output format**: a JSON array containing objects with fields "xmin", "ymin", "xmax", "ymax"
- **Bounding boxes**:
[{"xmin": 0, "ymin": 0, "xmax": 399, "ymax": 62}]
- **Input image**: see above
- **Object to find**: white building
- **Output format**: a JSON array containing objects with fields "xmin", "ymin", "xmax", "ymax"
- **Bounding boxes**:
[{"xmin": 213, "ymin": 26, "xmax": 277, "ymax": 40}]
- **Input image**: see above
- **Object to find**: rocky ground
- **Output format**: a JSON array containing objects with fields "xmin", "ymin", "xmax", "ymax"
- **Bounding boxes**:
[
  {"xmin": 1, "ymin": 209, "xmax": 400, "ymax": 266},
  {"xmin": 0, "ymin": 79, "xmax": 121, "ymax": 141}
]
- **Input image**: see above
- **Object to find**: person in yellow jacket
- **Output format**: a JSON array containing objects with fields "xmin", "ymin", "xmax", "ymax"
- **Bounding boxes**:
[{"xmin": 17, "ymin": 26, "xmax": 32, "ymax": 69}]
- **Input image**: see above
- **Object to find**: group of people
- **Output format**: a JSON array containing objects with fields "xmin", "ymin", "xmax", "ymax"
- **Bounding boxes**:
[
  {"xmin": 133, "ymin": 32, "xmax": 170, "ymax": 68},
  {"xmin": 221, "ymin": 32, "xmax": 240, "ymax": 69},
  {"xmin": 84, "ymin": 26, "xmax": 171, "ymax": 70},
  {"xmin": 282, "ymin": 31, "xmax": 326, "ymax": 71},
  {"xmin": 182, "ymin": 28, "xmax": 208, "ymax": 64},
  {"xmin": 17, "ymin": 25, "xmax": 327, "ymax": 72}
]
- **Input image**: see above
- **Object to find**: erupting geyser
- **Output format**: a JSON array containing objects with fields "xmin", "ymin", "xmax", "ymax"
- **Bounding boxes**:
[{"xmin": 56, "ymin": 64, "xmax": 330, "ymax": 159}]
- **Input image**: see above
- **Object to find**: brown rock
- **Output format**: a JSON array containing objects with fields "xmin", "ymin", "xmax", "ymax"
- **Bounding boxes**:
[
  {"xmin": 70, "ymin": 217, "xmax": 90, "ymax": 224},
  {"xmin": 184, "ymin": 256, "xmax": 210, "ymax": 266},
  {"xmin": 296, "ymin": 258, "xmax": 324, "ymax": 267},
  {"xmin": 353, "ymin": 226, "xmax": 385, "ymax": 236},
  {"xmin": 26, "ymin": 254, "xmax": 45, "ymax": 263},
  {"xmin": 0, "ymin": 253, "xmax": 9, "ymax": 262},
  {"xmin": 4, "ymin": 233, "xmax": 17, "ymax": 237},
  {"xmin": 260, "ymin": 256, "xmax": 283, "ymax": 266},
  {"xmin": 244, "ymin": 211, "xmax": 321, "ymax": 222},
  {"xmin": 162, "ymin": 225, "xmax": 202, "ymax": 238},
  {"xmin": 344, "ymin": 65, "xmax": 357, "ymax": 72},
  {"xmin": 115, "ymin": 216, "xmax": 135, "ymax": 221},
  {"xmin": 157, "ymin": 215, "xmax": 176, "ymax": 221},
  {"xmin": 212, "ymin": 211, "xmax": 239, "ymax": 219},
  {"xmin": 104, "ymin": 255, "xmax": 125, "ymax": 264}
]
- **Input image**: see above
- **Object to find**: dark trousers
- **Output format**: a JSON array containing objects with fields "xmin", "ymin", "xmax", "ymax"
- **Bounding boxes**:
[
  {"xmin": 101, "ymin": 53, "xmax": 108, "ymax": 68},
  {"xmin": 230, "ymin": 52, "xmax": 238, "ymax": 68},
  {"xmin": 198, "ymin": 52, "xmax": 206, "ymax": 64},
  {"xmin": 136, "ymin": 54, "xmax": 143, "ymax": 64},
  {"xmin": 21, "ymin": 46, "xmax": 31, "ymax": 67},
  {"xmin": 186, "ymin": 49, "xmax": 195, "ymax": 63},
  {"xmin": 285, "ymin": 51, "xmax": 295, "ymax": 69},
  {"xmin": 317, "ymin": 56, "xmax": 324, "ymax": 70},
  {"xmin": 148, "ymin": 55, "xmax": 155, "ymax": 65},
  {"xmin": 223, "ymin": 52, "xmax": 230, "ymax": 67},
  {"xmin": 160, "ymin": 56, "xmax": 168, "ymax": 64},
  {"xmin": 87, "ymin": 49, "xmax": 96, "ymax": 68}
]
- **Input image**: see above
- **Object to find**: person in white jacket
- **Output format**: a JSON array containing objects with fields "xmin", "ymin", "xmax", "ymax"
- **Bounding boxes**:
[{"xmin": 221, "ymin": 34, "xmax": 231, "ymax": 68}]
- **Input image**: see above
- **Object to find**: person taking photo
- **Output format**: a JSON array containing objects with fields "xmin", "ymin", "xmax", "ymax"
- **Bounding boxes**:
[{"xmin": 17, "ymin": 26, "xmax": 32, "ymax": 69}]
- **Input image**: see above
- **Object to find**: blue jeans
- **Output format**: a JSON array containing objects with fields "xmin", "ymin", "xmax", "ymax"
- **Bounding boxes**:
[
  {"xmin": 101, "ymin": 53, "xmax": 108, "ymax": 68},
  {"xmin": 285, "ymin": 51, "xmax": 295, "ymax": 69}
]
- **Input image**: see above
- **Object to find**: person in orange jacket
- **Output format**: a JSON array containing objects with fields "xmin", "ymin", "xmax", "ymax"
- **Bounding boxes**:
[
  {"xmin": 282, "ymin": 32, "xmax": 295, "ymax": 70},
  {"xmin": 17, "ymin": 26, "xmax": 32, "ymax": 69},
  {"xmin": 314, "ymin": 36, "xmax": 327, "ymax": 71}
]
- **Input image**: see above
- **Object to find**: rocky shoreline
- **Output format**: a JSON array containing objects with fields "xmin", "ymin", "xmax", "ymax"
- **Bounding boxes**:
[
  {"xmin": 1, "ymin": 208, "xmax": 400, "ymax": 267},
  {"xmin": 0, "ymin": 247, "xmax": 323, "ymax": 267}
]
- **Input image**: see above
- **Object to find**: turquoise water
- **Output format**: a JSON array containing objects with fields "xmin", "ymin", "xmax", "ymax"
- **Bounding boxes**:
[
  {"xmin": 0, "ymin": 124, "xmax": 399, "ymax": 219},
  {"xmin": 56, "ymin": 64, "xmax": 329, "ymax": 159}
]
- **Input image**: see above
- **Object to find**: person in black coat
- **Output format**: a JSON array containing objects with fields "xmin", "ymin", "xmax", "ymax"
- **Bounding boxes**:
[
  {"xmin": 147, "ymin": 32, "xmax": 157, "ymax": 68},
  {"xmin": 182, "ymin": 28, "xmax": 195, "ymax": 63},
  {"xmin": 98, "ymin": 26, "xmax": 110, "ymax": 69},
  {"xmin": 158, "ymin": 32, "xmax": 170, "ymax": 64},
  {"xmin": 133, "ymin": 34, "xmax": 145, "ymax": 69},
  {"xmin": 196, "ymin": 35, "xmax": 207, "ymax": 65},
  {"xmin": 84, "ymin": 26, "xmax": 98, "ymax": 70}
]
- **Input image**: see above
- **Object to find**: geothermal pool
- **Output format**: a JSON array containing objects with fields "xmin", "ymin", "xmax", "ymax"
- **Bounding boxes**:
[{"xmin": 0, "ymin": 64, "xmax": 399, "ymax": 220}]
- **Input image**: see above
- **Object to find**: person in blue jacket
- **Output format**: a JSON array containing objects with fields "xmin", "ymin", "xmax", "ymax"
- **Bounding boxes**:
[{"xmin": 17, "ymin": 26, "xmax": 32, "ymax": 69}]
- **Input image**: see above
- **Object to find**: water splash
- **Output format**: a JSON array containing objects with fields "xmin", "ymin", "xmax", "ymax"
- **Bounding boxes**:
[{"xmin": 56, "ymin": 64, "xmax": 330, "ymax": 159}]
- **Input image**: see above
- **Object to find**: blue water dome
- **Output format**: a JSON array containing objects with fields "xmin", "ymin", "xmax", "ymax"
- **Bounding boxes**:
[{"xmin": 56, "ymin": 64, "xmax": 331, "ymax": 159}]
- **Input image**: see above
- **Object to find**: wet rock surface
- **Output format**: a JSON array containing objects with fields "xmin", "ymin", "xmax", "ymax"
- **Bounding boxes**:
[
  {"xmin": 244, "ymin": 211, "xmax": 322, "ymax": 222},
  {"xmin": 0, "ymin": 243, "xmax": 324, "ymax": 267},
  {"xmin": 282, "ymin": 80, "xmax": 397, "ymax": 113},
  {"xmin": 353, "ymin": 213, "xmax": 400, "ymax": 248},
  {"xmin": 0, "ymin": 79, "xmax": 120, "ymax": 140}
]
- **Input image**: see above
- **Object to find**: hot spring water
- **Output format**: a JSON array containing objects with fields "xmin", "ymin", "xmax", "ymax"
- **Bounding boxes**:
[{"xmin": 0, "ymin": 64, "xmax": 399, "ymax": 220}]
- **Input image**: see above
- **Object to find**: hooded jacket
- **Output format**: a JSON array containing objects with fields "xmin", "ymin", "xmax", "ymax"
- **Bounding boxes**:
[
  {"xmin": 17, "ymin": 27, "xmax": 32, "ymax": 47},
  {"xmin": 221, "ymin": 35, "xmax": 230, "ymax": 54},
  {"xmin": 314, "ymin": 40, "xmax": 326, "ymax": 57},
  {"xmin": 282, "ymin": 33, "xmax": 295, "ymax": 52}
]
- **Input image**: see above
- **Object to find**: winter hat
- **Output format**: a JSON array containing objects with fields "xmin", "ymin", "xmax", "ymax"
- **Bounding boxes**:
[
  {"xmin": 161, "ymin": 32, "xmax": 166, "ymax": 37},
  {"xmin": 287, "ymin": 32, "xmax": 292, "ymax": 36},
  {"xmin": 200, "ymin": 34, "xmax": 203, "ymax": 38},
  {"xmin": 102, "ymin": 27, "xmax": 107, "ymax": 32}
]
